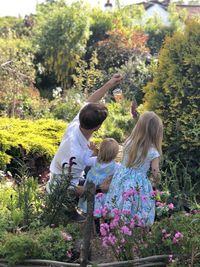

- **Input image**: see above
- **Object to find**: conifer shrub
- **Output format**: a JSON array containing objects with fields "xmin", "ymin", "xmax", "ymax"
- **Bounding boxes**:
[
  {"xmin": 143, "ymin": 20, "xmax": 200, "ymax": 189},
  {"xmin": 0, "ymin": 118, "xmax": 66, "ymax": 175}
]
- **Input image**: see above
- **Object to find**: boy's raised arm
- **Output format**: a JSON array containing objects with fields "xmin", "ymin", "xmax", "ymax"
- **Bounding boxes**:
[{"xmin": 87, "ymin": 73, "xmax": 122, "ymax": 103}]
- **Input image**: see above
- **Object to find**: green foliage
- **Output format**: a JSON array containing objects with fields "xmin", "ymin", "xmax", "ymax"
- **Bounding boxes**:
[
  {"xmin": 2, "ymin": 234, "xmax": 39, "ymax": 265},
  {"xmin": 72, "ymin": 51, "xmax": 106, "ymax": 96},
  {"xmin": 144, "ymin": 19, "xmax": 174, "ymax": 55},
  {"xmin": 0, "ymin": 117, "xmax": 66, "ymax": 174},
  {"xmin": 1, "ymin": 226, "xmax": 77, "ymax": 265},
  {"xmin": 93, "ymin": 102, "xmax": 134, "ymax": 144},
  {"xmin": 160, "ymin": 155, "xmax": 199, "ymax": 211},
  {"xmin": 15, "ymin": 175, "xmax": 42, "ymax": 226},
  {"xmin": 139, "ymin": 212, "xmax": 200, "ymax": 266},
  {"xmin": 42, "ymin": 172, "xmax": 78, "ymax": 226},
  {"xmin": 117, "ymin": 57, "xmax": 156, "ymax": 104},
  {"xmin": 0, "ymin": 15, "xmax": 34, "ymax": 38},
  {"xmin": 0, "ymin": 36, "xmax": 36, "ymax": 118},
  {"xmin": 36, "ymin": 227, "xmax": 74, "ymax": 261},
  {"xmin": 33, "ymin": 0, "xmax": 91, "ymax": 87},
  {"xmin": 0, "ymin": 175, "xmax": 42, "ymax": 232},
  {"xmin": 87, "ymin": 8, "xmax": 113, "ymax": 49},
  {"xmin": 144, "ymin": 19, "xmax": 200, "ymax": 188},
  {"xmin": 51, "ymin": 88, "xmax": 85, "ymax": 121},
  {"xmin": 0, "ymin": 182, "xmax": 23, "ymax": 233}
]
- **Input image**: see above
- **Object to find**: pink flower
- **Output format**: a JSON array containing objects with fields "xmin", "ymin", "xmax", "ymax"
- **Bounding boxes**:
[
  {"xmin": 175, "ymin": 231, "xmax": 183, "ymax": 239},
  {"xmin": 121, "ymin": 226, "xmax": 132, "ymax": 236},
  {"xmin": 110, "ymin": 218, "xmax": 119, "ymax": 229},
  {"xmin": 163, "ymin": 233, "xmax": 171, "ymax": 239},
  {"xmin": 60, "ymin": 231, "xmax": 72, "ymax": 241},
  {"xmin": 156, "ymin": 201, "xmax": 164, "ymax": 207},
  {"xmin": 112, "ymin": 208, "xmax": 121, "ymax": 217},
  {"xmin": 96, "ymin": 192, "xmax": 104, "ymax": 199},
  {"xmin": 100, "ymin": 223, "xmax": 110, "ymax": 236},
  {"xmin": 101, "ymin": 205, "xmax": 109, "ymax": 217},
  {"xmin": 130, "ymin": 219, "xmax": 135, "ymax": 228},
  {"xmin": 94, "ymin": 205, "xmax": 108, "ymax": 217},
  {"xmin": 173, "ymin": 237, "xmax": 178, "ymax": 244},
  {"xmin": 108, "ymin": 234, "xmax": 117, "ymax": 245},
  {"xmin": 102, "ymin": 237, "xmax": 109, "ymax": 248},
  {"xmin": 120, "ymin": 238, "xmax": 126, "ymax": 244},
  {"xmin": 161, "ymin": 229, "xmax": 167, "ymax": 234},
  {"xmin": 168, "ymin": 203, "xmax": 174, "ymax": 210},
  {"xmin": 66, "ymin": 250, "xmax": 72, "ymax": 258},
  {"xmin": 168, "ymin": 254, "xmax": 175, "ymax": 263}
]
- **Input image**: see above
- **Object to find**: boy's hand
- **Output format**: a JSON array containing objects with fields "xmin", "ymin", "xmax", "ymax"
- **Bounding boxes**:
[{"xmin": 107, "ymin": 73, "xmax": 123, "ymax": 88}]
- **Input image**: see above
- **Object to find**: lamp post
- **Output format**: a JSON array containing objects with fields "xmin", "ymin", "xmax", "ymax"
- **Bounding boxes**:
[{"xmin": 104, "ymin": 0, "xmax": 113, "ymax": 11}]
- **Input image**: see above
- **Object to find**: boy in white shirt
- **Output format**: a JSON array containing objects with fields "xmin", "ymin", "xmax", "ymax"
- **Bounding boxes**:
[{"xmin": 46, "ymin": 74, "xmax": 122, "ymax": 220}]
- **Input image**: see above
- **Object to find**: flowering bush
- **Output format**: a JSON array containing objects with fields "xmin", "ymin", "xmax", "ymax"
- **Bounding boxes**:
[
  {"xmin": 95, "ymin": 188, "xmax": 173, "ymax": 261},
  {"xmin": 94, "ymin": 187, "xmax": 200, "ymax": 265},
  {"xmin": 139, "ymin": 212, "xmax": 200, "ymax": 266}
]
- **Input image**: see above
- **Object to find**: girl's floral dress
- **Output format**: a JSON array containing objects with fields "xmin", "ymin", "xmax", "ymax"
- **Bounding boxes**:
[{"xmin": 104, "ymin": 147, "xmax": 160, "ymax": 225}]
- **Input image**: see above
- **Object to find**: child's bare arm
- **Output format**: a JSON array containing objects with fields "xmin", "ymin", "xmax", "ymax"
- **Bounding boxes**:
[
  {"xmin": 88, "ymin": 142, "xmax": 99, "ymax": 156},
  {"xmin": 150, "ymin": 157, "xmax": 160, "ymax": 187},
  {"xmin": 100, "ymin": 175, "xmax": 113, "ymax": 193}
]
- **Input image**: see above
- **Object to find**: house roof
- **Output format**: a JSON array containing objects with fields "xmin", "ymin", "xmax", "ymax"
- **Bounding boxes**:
[
  {"xmin": 176, "ymin": 4, "xmax": 200, "ymax": 17},
  {"xmin": 137, "ymin": 0, "xmax": 170, "ymax": 11},
  {"xmin": 135, "ymin": 1, "xmax": 200, "ymax": 17}
]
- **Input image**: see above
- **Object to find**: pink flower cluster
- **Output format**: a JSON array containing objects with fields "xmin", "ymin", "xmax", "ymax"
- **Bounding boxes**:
[
  {"xmin": 96, "ymin": 192, "xmax": 104, "ymax": 200},
  {"xmin": 60, "ymin": 231, "xmax": 73, "ymax": 241},
  {"xmin": 172, "ymin": 231, "xmax": 184, "ymax": 244},
  {"xmin": 168, "ymin": 254, "xmax": 175, "ymax": 263},
  {"xmin": 161, "ymin": 229, "xmax": 184, "ymax": 244},
  {"xmin": 94, "ymin": 205, "xmax": 109, "ymax": 217},
  {"xmin": 66, "ymin": 250, "xmax": 72, "ymax": 258}
]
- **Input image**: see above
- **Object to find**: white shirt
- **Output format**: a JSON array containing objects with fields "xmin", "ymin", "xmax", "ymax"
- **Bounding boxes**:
[{"xmin": 49, "ymin": 107, "xmax": 90, "ymax": 185}]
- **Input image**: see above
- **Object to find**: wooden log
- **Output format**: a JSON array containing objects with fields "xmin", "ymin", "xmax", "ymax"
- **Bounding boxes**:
[{"xmin": 80, "ymin": 182, "xmax": 96, "ymax": 267}]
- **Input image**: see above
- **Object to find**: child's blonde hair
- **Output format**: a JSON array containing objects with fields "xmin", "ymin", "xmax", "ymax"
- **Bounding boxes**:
[
  {"xmin": 124, "ymin": 111, "xmax": 163, "ymax": 168},
  {"xmin": 97, "ymin": 138, "xmax": 119, "ymax": 163}
]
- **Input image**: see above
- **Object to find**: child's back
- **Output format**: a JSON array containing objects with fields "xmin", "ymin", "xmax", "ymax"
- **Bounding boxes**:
[{"xmin": 104, "ymin": 112, "xmax": 163, "ymax": 225}]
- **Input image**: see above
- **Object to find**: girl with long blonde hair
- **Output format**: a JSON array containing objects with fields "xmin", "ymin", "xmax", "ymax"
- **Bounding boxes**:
[{"xmin": 104, "ymin": 111, "xmax": 163, "ymax": 225}]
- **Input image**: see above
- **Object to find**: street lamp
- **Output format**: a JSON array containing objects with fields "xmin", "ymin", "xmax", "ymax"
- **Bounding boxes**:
[{"xmin": 104, "ymin": 0, "xmax": 113, "ymax": 11}]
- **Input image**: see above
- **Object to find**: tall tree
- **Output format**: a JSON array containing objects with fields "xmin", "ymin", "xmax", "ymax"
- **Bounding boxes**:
[{"xmin": 33, "ymin": 0, "xmax": 90, "ymax": 88}]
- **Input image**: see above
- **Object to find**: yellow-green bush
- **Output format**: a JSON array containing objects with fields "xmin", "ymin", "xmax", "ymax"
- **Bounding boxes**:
[
  {"xmin": 143, "ymin": 19, "xmax": 200, "ymax": 186},
  {"xmin": 0, "ymin": 118, "xmax": 66, "ymax": 174}
]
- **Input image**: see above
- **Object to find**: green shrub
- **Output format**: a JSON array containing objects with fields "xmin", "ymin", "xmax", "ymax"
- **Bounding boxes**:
[
  {"xmin": 36, "ymin": 227, "xmax": 74, "ymax": 261},
  {"xmin": 2, "ymin": 234, "xmax": 39, "ymax": 265},
  {"xmin": 139, "ymin": 212, "xmax": 200, "ymax": 266},
  {"xmin": 93, "ymin": 102, "xmax": 134, "ymax": 144},
  {"xmin": 0, "ymin": 118, "xmax": 66, "ymax": 174},
  {"xmin": 1, "ymin": 225, "xmax": 79, "ymax": 265},
  {"xmin": 143, "ymin": 19, "xmax": 200, "ymax": 190}
]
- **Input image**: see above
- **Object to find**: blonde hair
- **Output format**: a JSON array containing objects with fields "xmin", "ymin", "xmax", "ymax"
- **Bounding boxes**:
[
  {"xmin": 97, "ymin": 138, "xmax": 119, "ymax": 163},
  {"xmin": 124, "ymin": 111, "xmax": 163, "ymax": 168}
]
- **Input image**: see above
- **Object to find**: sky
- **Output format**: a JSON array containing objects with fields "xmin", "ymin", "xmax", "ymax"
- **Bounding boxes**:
[{"xmin": 0, "ymin": 0, "xmax": 144, "ymax": 17}]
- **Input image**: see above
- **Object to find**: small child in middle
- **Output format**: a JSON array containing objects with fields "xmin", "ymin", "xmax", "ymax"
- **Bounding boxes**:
[{"xmin": 78, "ymin": 138, "xmax": 120, "ymax": 214}]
